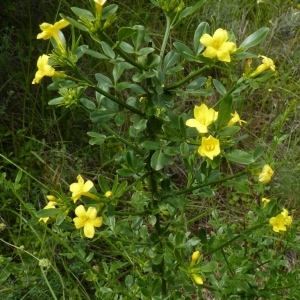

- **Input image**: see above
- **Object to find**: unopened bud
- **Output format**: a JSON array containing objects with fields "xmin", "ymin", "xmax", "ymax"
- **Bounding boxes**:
[
  {"xmin": 192, "ymin": 274, "xmax": 203, "ymax": 285},
  {"xmin": 191, "ymin": 251, "xmax": 200, "ymax": 263},
  {"xmin": 105, "ymin": 191, "xmax": 113, "ymax": 198}
]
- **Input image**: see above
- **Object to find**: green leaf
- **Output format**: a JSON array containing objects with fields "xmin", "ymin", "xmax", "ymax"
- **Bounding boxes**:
[
  {"xmin": 152, "ymin": 278, "xmax": 162, "ymax": 296},
  {"xmin": 119, "ymin": 41, "xmax": 135, "ymax": 54},
  {"xmin": 0, "ymin": 268, "xmax": 11, "ymax": 284},
  {"xmin": 115, "ymin": 112, "xmax": 125, "ymax": 126},
  {"xmin": 56, "ymin": 210, "xmax": 69, "ymax": 226},
  {"xmin": 87, "ymin": 131, "xmax": 106, "ymax": 145},
  {"xmin": 152, "ymin": 254, "xmax": 163, "ymax": 265},
  {"xmin": 180, "ymin": 142, "xmax": 190, "ymax": 156},
  {"xmin": 137, "ymin": 47, "xmax": 154, "ymax": 55},
  {"xmin": 79, "ymin": 46, "xmax": 109, "ymax": 59},
  {"xmin": 253, "ymin": 145, "xmax": 264, "ymax": 161},
  {"xmin": 162, "ymin": 125, "xmax": 182, "ymax": 142},
  {"xmin": 125, "ymin": 275, "xmax": 133, "ymax": 288},
  {"xmin": 234, "ymin": 180, "xmax": 251, "ymax": 194},
  {"xmin": 215, "ymin": 95, "xmax": 232, "ymax": 130},
  {"xmin": 114, "ymin": 181, "xmax": 128, "ymax": 198},
  {"xmin": 147, "ymin": 54, "xmax": 161, "ymax": 69},
  {"xmin": 141, "ymin": 141, "xmax": 160, "ymax": 150},
  {"xmin": 218, "ymin": 126, "xmax": 240, "ymax": 136},
  {"xmin": 98, "ymin": 175, "xmax": 110, "ymax": 193},
  {"xmin": 151, "ymin": 150, "xmax": 166, "ymax": 170},
  {"xmin": 60, "ymin": 14, "xmax": 88, "ymax": 31},
  {"xmin": 164, "ymin": 147, "xmax": 180, "ymax": 156},
  {"xmin": 163, "ymin": 51, "xmax": 180, "ymax": 71},
  {"xmin": 48, "ymin": 97, "xmax": 65, "ymax": 106},
  {"xmin": 178, "ymin": 0, "xmax": 207, "ymax": 20},
  {"xmin": 201, "ymin": 261, "xmax": 218, "ymax": 272},
  {"xmin": 240, "ymin": 27, "xmax": 269, "ymax": 49},
  {"xmin": 234, "ymin": 52, "xmax": 258, "ymax": 60},
  {"xmin": 116, "ymin": 168, "xmax": 135, "ymax": 177},
  {"xmin": 193, "ymin": 22, "xmax": 210, "ymax": 54},
  {"xmin": 101, "ymin": 41, "xmax": 115, "ymax": 59},
  {"xmin": 90, "ymin": 110, "xmax": 116, "ymax": 123},
  {"xmin": 95, "ymin": 73, "xmax": 113, "ymax": 86},
  {"xmin": 186, "ymin": 77, "xmax": 207, "ymax": 90},
  {"xmin": 173, "ymin": 42, "xmax": 195, "ymax": 61},
  {"xmin": 112, "ymin": 64, "xmax": 124, "ymax": 83},
  {"xmin": 131, "ymin": 25, "xmax": 145, "ymax": 50},
  {"xmin": 36, "ymin": 208, "xmax": 58, "ymax": 218},
  {"xmin": 80, "ymin": 98, "xmax": 96, "ymax": 110},
  {"xmin": 102, "ymin": 4, "xmax": 118, "ymax": 20},
  {"xmin": 71, "ymin": 7, "xmax": 95, "ymax": 21},
  {"xmin": 165, "ymin": 65, "xmax": 184, "ymax": 75},
  {"xmin": 118, "ymin": 27, "xmax": 137, "ymax": 42},
  {"xmin": 224, "ymin": 150, "xmax": 254, "ymax": 165},
  {"xmin": 213, "ymin": 79, "xmax": 227, "ymax": 96},
  {"xmin": 115, "ymin": 82, "xmax": 131, "ymax": 92}
]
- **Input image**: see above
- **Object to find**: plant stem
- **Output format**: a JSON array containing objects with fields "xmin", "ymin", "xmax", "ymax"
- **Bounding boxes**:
[
  {"xmin": 159, "ymin": 14, "xmax": 171, "ymax": 61},
  {"xmin": 91, "ymin": 32, "xmax": 145, "ymax": 71},
  {"xmin": 162, "ymin": 170, "xmax": 247, "ymax": 199},
  {"xmin": 71, "ymin": 66, "xmax": 145, "ymax": 116},
  {"xmin": 101, "ymin": 123, "xmax": 145, "ymax": 155},
  {"xmin": 164, "ymin": 65, "xmax": 210, "ymax": 90},
  {"xmin": 204, "ymin": 221, "xmax": 268, "ymax": 257}
]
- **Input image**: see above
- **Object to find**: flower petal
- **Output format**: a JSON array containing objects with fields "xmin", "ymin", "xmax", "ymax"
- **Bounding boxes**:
[
  {"xmin": 74, "ymin": 205, "xmax": 86, "ymax": 217},
  {"xmin": 203, "ymin": 46, "xmax": 218, "ymax": 59},
  {"xmin": 54, "ymin": 19, "xmax": 69, "ymax": 30},
  {"xmin": 86, "ymin": 207, "xmax": 97, "ymax": 219},
  {"xmin": 213, "ymin": 28, "xmax": 228, "ymax": 45},
  {"xmin": 200, "ymin": 33, "xmax": 214, "ymax": 47},
  {"xmin": 92, "ymin": 217, "xmax": 103, "ymax": 228},
  {"xmin": 83, "ymin": 180, "xmax": 94, "ymax": 192},
  {"xmin": 84, "ymin": 222, "xmax": 95, "ymax": 238},
  {"xmin": 73, "ymin": 217, "xmax": 86, "ymax": 229},
  {"xmin": 217, "ymin": 50, "xmax": 231, "ymax": 62}
]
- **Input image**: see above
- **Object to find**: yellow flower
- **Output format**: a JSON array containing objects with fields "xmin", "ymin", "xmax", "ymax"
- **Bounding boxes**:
[
  {"xmin": 186, "ymin": 104, "xmax": 218, "ymax": 133},
  {"xmin": 258, "ymin": 164, "xmax": 274, "ymax": 184},
  {"xmin": 37, "ymin": 19, "xmax": 69, "ymax": 48},
  {"xmin": 70, "ymin": 175, "xmax": 99, "ymax": 203},
  {"xmin": 190, "ymin": 251, "xmax": 201, "ymax": 267},
  {"xmin": 228, "ymin": 111, "xmax": 247, "ymax": 126},
  {"xmin": 191, "ymin": 274, "xmax": 204, "ymax": 285},
  {"xmin": 39, "ymin": 201, "xmax": 58, "ymax": 223},
  {"xmin": 46, "ymin": 195, "xmax": 59, "ymax": 202},
  {"xmin": 94, "ymin": 0, "xmax": 107, "ymax": 5},
  {"xmin": 250, "ymin": 55, "xmax": 275, "ymax": 77},
  {"xmin": 270, "ymin": 214, "xmax": 287, "ymax": 232},
  {"xmin": 94, "ymin": 0, "xmax": 107, "ymax": 16},
  {"xmin": 198, "ymin": 135, "xmax": 220, "ymax": 160},
  {"xmin": 262, "ymin": 197, "xmax": 270, "ymax": 208},
  {"xmin": 32, "ymin": 55, "xmax": 56, "ymax": 84},
  {"xmin": 281, "ymin": 209, "xmax": 293, "ymax": 226},
  {"xmin": 200, "ymin": 28, "xmax": 237, "ymax": 62},
  {"xmin": 73, "ymin": 205, "xmax": 103, "ymax": 238},
  {"xmin": 105, "ymin": 191, "xmax": 113, "ymax": 198}
]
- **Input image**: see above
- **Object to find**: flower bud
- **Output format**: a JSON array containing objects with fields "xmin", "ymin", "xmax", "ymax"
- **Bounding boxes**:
[
  {"xmin": 192, "ymin": 274, "xmax": 203, "ymax": 285},
  {"xmin": 105, "ymin": 191, "xmax": 113, "ymax": 198},
  {"xmin": 190, "ymin": 251, "xmax": 201, "ymax": 267},
  {"xmin": 191, "ymin": 251, "xmax": 200, "ymax": 263}
]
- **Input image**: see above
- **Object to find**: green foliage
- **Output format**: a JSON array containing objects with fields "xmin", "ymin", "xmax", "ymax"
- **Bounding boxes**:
[{"xmin": 1, "ymin": 0, "xmax": 300, "ymax": 299}]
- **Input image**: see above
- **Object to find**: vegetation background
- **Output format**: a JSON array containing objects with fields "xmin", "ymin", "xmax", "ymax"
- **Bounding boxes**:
[{"xmin": 0, "ymin": 0, "xmax": 299, "ymax": 298}]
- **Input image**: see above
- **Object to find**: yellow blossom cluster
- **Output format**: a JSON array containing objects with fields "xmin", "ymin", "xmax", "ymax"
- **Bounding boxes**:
[
  {"xmin": 39, "ymin": 175, "xmax": 113, "ymax": 238},
  {"xmin": 270, "ymin": 209, "xmax": 293, "ymax": 233},
  {"xmin": 259, "ymin": 164, "xmax": 274, "ymax": 184},
  {"xmin": 190, "ymin": 251, "xmax": 204, "ymax": 285},
  {"xmin": 200, "ymin": 28, "xmax": 237, "ymax": 62},
  {"xmin": 185, "ymin": 103, "xmax": 246, "ymax": 160}
]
